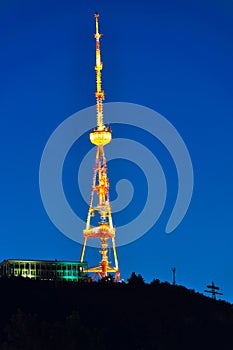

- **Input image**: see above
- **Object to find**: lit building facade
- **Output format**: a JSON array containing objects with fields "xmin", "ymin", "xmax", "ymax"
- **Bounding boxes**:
[{"xmin": 0, "ymin": 259, "xmax": 88, "ymax": 282}]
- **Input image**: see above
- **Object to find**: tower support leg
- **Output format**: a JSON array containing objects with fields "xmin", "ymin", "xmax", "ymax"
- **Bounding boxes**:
[
  {"xmin": 112, "ymin": 237, "xmax": 119, "ymax": 271},
  {"xmin": 80, "ymin": 237, "xmax": 87, "ymax": 262}
]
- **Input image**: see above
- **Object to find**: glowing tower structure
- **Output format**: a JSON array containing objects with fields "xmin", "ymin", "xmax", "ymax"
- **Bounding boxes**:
[{"xmin": 80, "ymin": 14, "xmax": 120, "ymax": 281}]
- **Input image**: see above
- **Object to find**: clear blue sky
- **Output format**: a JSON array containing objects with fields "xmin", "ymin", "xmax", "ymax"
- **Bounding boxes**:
[{"xmin": 0, "ymin": 1, "xmax": 233, "ymax": 301}]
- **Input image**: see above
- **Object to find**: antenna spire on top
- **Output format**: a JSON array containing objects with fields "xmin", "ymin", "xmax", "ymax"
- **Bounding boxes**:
[{"xmin": 94, "ymin": 13, "xmax": 104, "ymax": 130}]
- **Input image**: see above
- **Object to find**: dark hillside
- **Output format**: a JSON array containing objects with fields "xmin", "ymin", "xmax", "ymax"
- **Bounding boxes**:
[{"xmin": 0, "ymin": 277, "xmax": 232, "ymax": 349}]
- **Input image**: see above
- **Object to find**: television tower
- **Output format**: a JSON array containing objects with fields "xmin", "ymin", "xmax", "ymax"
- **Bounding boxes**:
[{"xmin": 79, "ymin": 14, "xmax": 120, "ymax": 281}]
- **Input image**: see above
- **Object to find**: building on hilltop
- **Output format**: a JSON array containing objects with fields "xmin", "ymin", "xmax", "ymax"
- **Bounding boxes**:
[{"xmin": 0, "ymin": 259, "xmax": 88, "ymax": 282}]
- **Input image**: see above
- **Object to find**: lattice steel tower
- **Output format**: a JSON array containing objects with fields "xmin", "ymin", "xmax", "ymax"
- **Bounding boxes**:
[{"xmin": 80, "ymin": 14, "xmax": 120, "ymax": 281}]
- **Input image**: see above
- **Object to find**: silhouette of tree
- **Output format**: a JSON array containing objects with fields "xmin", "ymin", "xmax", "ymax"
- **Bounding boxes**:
[
  {"xmin": 127, "ymin": 272, "xmax": 145, "ymax": 285},
  {"xmin": 150, "ymin": 278, "xmax": 160, "ymax": 285},
  {"xmin": 98, "ymin": 274, "xmax": 115, "ymax": 284},
  {"xmin": 4, "ymin": 308, "xmax": 40, "ymax": 350}
]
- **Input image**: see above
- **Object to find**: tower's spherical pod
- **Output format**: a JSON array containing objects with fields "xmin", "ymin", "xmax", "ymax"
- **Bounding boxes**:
[{"xmin": 89, "ymin": 127, "xmax": 112, "ymax": 145}]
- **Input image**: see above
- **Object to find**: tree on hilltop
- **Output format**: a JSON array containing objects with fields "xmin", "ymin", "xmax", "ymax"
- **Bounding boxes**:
[{"xmin": 127, "ymin": 272, "xmax": 145, "ymax": 285}]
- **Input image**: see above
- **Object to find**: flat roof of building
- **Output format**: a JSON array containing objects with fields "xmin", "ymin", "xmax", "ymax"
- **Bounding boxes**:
[{"xmin": 1, "ymin": 259, "xmax": 87, "ymax": 264}]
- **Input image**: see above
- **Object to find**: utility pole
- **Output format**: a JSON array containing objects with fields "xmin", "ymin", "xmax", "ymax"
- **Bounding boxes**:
[{"xmin": 204, "ymin": 281, "xmax": 223, "ymax": 300}]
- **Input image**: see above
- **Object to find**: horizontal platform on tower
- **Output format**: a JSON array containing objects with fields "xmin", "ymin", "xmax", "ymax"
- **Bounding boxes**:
[
  {"xmin": 89, "ymin": 129, "xmax": 112, "ymax": 145},
  {"xmin": 83, "ymin": 225, "xmax": 115, "ymax": 238},
  {"xmin": 84, "ymin": 265, "xmax": 119, "ymax": 273}
]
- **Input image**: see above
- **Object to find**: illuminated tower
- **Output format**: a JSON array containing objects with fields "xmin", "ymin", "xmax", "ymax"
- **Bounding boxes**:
[{"xmin": 80, "ymin": 14, "xmax": 120, "ymax": 281}]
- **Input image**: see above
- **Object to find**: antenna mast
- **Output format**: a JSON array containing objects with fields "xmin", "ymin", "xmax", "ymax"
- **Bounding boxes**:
[
  {"xmin": 171, "ymin": 267, "xmax": 176, "ymax": 285},
  {"xmin": 94, "ymin": 13, "xmax": 105, "ymax": 131}
]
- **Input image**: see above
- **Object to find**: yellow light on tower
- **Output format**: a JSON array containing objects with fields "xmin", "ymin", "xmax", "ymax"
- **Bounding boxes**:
[{"xmin": 89, "ymin": 129, "xmax": 112, "ymax": 146}]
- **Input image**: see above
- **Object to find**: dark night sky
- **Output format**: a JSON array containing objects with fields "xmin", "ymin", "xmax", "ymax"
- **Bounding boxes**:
[{"xmin": 0, "ymin": 1, "xmax": 233, "ymax": 301}]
